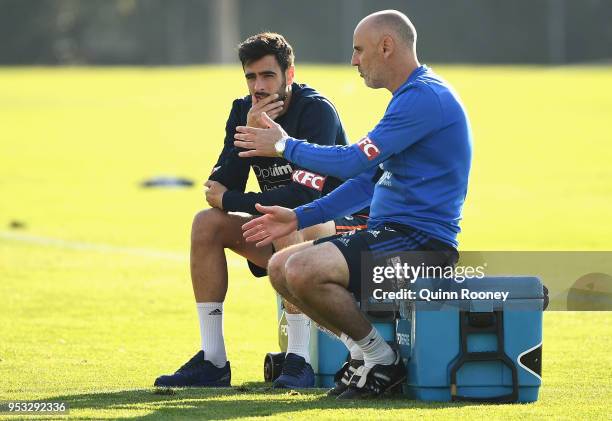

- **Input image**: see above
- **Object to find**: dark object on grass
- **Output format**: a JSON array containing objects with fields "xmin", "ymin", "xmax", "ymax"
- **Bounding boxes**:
[
  {"xmin": 141, "ymin": 176, "xmax": 194, "ymax": 188},
  {"xmin": 9, "ymin": 220, "xmax": 26, "ymax": 229},
  {"xmin": 263, "ymin": 352, "xmax": 286, "ymax": 382}
]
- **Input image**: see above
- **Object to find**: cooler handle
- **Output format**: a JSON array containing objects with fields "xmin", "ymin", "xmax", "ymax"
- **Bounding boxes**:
[
  {"xmin": 449, "ymin": 310, "xmax": 519, "ymax": 403},
  {"xmin": 449, "ymin": 352, "xmax": 519, "ymax": 403}
]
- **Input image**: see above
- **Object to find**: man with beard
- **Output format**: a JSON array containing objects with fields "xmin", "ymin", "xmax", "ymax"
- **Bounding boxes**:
[{"xmin": 154, "ymin": 33, "xmax": 369, "ymax": 389}]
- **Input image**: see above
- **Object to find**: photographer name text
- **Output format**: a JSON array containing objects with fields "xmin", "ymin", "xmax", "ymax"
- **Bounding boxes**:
[{"xmin": 372, "ymin": 288, "xmax": 510, "ymax": 302}]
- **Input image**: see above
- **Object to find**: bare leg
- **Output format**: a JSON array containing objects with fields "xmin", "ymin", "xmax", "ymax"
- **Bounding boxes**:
[
  {"xmin": 156, "ymin": 208, "xmax": 275, "ymax": 383},
  {"xmin": 276, "ymin": 221, "xmax": 336, "ymax": 314},
  {"xmin": 269, "ymin": 242, "xmax": 373, "ymax": 340},
  {"xmin": 190, "ymin": 208, "xmax": 273, "ymax": 302}
]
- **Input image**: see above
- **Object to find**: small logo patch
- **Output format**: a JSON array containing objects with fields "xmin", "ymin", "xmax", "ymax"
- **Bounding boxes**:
[
  {"xmin": 378, "ymin": 171, "xmax": 393, "ymax": 187},
  {"xmin": 357, "ymin": 137, "xmax": 381, "ymax": 160},
  {"xmin": 292, "ymin": 170, "xmax": 326, "ymax": 191},
  {"xmin": 208, "ymin": 309, "xmax": 223, "ymax": 316},
  {"xmin": 337, "ymin": 237, "xmax": 351, "ymax": 247}
]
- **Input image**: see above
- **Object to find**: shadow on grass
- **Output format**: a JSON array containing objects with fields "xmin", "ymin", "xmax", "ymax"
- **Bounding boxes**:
[{"xmin": 48, "ymin": 382, "xmax": 468, "ymax": 419}]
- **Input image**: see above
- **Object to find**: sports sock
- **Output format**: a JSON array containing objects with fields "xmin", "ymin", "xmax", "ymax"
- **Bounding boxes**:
[
  {"xmin": 285, "ymin": 313, "xmax": 311, "ymax": 364},
  {"xmin": 196, "ymin": 302, "xmax": 227, "ymax": 368},
  {"xmin": 340, "ymin": 332, "xmax": 364, "ymax": 360},
  {"xmin": 355, "ymin": 327, "xmax": 395, "ymax": 368}
]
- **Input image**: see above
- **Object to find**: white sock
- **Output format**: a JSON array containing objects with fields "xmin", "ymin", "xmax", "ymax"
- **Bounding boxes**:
[
  {"xmin": 355, "ymin": 327, "xmax": 395, "ymax": 368},
  {"xmin": 196, "ymin": 302, "xmax": 227, "ymax": 368},
  {"xmin": 340, "ymin": 332, "xmax": 364, "ymax": 360},
  {"xmin": 285, "ymin": 313, "xmax": 311, "ymax": 364}
]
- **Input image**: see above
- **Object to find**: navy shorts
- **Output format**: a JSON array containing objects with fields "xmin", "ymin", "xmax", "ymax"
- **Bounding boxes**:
[
  {"xmin": 247, "ymin": 214, "xmax": 370, "ymax": 277},
  {"xmin": 312, "ymin": 222, "xmax": 459, "ymax": 297}
]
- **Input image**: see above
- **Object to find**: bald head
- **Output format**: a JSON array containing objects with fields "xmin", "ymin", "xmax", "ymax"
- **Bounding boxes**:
[
  {"xmin": 357, "ymin": 10, "xmax": 417, "ymax": 49},
  {"xmin": 351, "ymin": 10, "xmax": 420, "ymax": 92}
]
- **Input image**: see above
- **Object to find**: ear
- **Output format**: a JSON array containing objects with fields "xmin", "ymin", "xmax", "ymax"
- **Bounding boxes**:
[
  {"xmin": 285, "ymin": 65, "xmax": 295, "ymax": 85},
  {"xmin": 381, "ymin": 35, "xmax": 394, "ymax": 58}
]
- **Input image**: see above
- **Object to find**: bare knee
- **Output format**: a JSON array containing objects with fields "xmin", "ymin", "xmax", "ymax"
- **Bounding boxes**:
[
  {"xmin": 268, "ymin": 249, "xmax": 291, "ymax": 293},
  {"xmin": 285, "ymin": 253, "xmax": 317, "ymax": 298},
  {"xmin": 191, "ymin": 208, "xmax": 226, "ymax": 246}
]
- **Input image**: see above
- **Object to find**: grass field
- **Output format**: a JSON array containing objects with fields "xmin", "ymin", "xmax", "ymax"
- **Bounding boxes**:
[{"xmin": 0, "ymin": 65, "xmax": 611, "ymax": 420}]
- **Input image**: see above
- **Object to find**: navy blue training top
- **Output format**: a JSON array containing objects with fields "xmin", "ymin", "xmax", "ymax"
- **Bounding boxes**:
[{"xmin": 209, "ymin": 83, "xmax": 349, "ymax": 214}]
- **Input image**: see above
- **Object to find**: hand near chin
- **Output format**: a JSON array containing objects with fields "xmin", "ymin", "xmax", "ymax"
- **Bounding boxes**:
[
  {"xmin": 246, "ymin": 94, "xmax": 284, "ymax": 128},
  {"xmin": 234, "ymin": 112, "xmax": 287, "ymax": 158}
]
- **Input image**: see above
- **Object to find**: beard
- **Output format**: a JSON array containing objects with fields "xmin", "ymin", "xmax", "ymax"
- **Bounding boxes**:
[{"xmin": 254, "ymin": 75, "xmax": 289, "ymax": 102}]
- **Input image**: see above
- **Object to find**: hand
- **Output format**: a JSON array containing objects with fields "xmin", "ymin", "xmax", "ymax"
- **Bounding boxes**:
[
  {"xmin": 247, "ymin": 94, "xmax": 284, "ymax": 128},
  {"xmin": 204, "ymin": 180, "xmax": 227, "ymax": 209},
  {"xmin": 242, "ymin": 203, "xmax": 298, "ymax": 247},
  {"xmin": 234, "ymin": 112, "xmax": 288, "ymax": 158}
]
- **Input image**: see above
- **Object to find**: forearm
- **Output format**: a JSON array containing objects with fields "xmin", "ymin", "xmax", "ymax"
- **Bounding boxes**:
[
  {"xmin": 209, "ymin": 152, "xmax": 249, "ymax": 192},
  {"xmin": 284, "ymin": 139, "xmax": 371, "ymax": 180},
  {"xmin": 294, "ymin": 168, "xmax": 376, "ymax": 229},
  {"xmin": 223, "ymin": 184, "xmax": 319, "ymax": 215}
]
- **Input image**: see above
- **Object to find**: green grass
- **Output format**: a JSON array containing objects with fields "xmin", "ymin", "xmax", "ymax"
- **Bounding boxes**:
[{"xmin": 0, "ymin": 65, "xmax": 611, "ymax": 419}]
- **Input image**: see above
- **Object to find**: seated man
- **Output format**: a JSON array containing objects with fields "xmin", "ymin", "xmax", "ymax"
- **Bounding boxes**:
[
  {"xmin": 235, "ymin": 10, "xmax": 472, "ymax": 398},
  {"xmin": 154, "ymin": 32, "xmax": 368, "ymax": 389}
]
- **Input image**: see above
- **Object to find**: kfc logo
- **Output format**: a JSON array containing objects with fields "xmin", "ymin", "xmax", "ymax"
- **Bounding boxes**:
[
  {"xmin": 292, "ymin": 170, "xmax": 326, "ymax": 191},
  {"xmin": 357, "ymin": 137, "xmax": 381, "ymax": 160}
]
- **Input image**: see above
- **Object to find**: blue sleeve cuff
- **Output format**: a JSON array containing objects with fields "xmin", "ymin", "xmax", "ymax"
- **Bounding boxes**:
[
  {"xmin": 284, "ymin": 138, "xmax": 304, "ymax": 160},
  {"xmin": 294, "ymin": 203, "xmax": 326, "ymax": 230}
]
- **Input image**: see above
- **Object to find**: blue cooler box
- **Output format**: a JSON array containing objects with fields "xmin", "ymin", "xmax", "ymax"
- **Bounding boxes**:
[{"xmin": 397, "ymin": 276, "xmax": 544, "ymax": 403}]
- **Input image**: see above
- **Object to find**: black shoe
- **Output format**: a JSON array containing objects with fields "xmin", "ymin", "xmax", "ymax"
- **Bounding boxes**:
[
  {"xmin": 154, "ymin": 351, "xmax": 231, "ymax": 387},
  {"xmin": 327, "ymin": 359, "xmax": 364, "ymax": 396},
  {"xmin": 336, "ymin": 351, "xmax": 406, "ymax": 399}
]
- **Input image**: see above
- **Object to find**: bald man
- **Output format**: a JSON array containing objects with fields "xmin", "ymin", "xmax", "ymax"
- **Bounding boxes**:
[{"xmin": 234, "ymin": 10, "xmax": 472, "ymax": 399}]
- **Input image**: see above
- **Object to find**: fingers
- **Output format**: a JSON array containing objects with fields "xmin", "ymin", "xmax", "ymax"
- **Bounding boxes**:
[
  {"xmin": 233, "ymin": 136, "xmax": 252, "ymax": 146},
  {"xmin": 256, "ymin": 237, "xmax": 274, "ymax": 248},
  {"xmin": 237, "ymin": 149, "xmax": 259, "ymax": 158},
  {"xmin": 242, "ymin": 217, "xmax": 263, "ymax": 231},
  {"xmin": 253, "ymin": 93, "xmax": 279, "ymax": 107},
  {"xmin": 254, "ymin": 203, "xmax": 276, "ymax": 214},
  {"xmin": 242, "ymin": 224, "xmax": 264, "ymax": 239},
  {"xmin": 244, "ymin": 227, "xmax": 270, "ymax": 243},
  {"xmin": 235, "ymin": 126, "xmax": 260, "ymax": 134},
  {"xmin": 259, "ymin": 100, "xmax": 284, "ymax": 115},
  {"xmin": 242, "ymin": 221, "xmax": 273, "ymax": 245},
  {"xmin": 260, "ymin": 112, "xmax": 275, "ymax": 128}
]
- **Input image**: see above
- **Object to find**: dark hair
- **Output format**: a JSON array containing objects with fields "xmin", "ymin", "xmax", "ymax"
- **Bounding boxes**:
[{"xmin": 238, "ymin": 32, "xmax": 294, "ymax": 72}]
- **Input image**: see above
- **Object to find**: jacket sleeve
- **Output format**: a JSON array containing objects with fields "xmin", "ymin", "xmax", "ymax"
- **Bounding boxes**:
[
  {"xmin": 222, "ymin": 98, "xmax": 344, "ymax": 214},
  {"xmin": 284, "ymin": 86, "xmax": 442, "ymax": 180},
  {"xmin": 207, "ymin": 100, "xmax": 250, "ymax": 192},
  {"xmin": 294, "ymin": 166, "xmax": 381, "ymax": 229}
]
